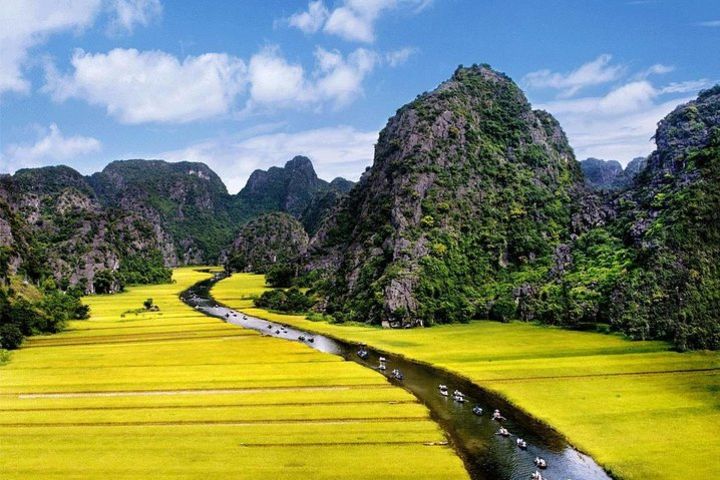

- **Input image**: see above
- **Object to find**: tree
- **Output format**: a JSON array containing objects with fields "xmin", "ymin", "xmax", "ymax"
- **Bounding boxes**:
[
  {"xmin": 266, "ymin": 263, "xmax": 295, "ymax": 288},
  {"xmin": 0, "ymin": 324, "xmax": 23, "ymax": 349}
]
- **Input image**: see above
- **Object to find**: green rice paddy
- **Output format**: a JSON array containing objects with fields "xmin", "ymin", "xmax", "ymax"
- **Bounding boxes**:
[
  {"xmin": 214, "ymin": 273, "xmax": 720, "ymax": 480},
  {"xmin": 0, "ymin": 268, "xmax": 468, "ymax": 479}
]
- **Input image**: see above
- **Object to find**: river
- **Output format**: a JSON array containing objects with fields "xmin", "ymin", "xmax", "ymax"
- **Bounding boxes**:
[{"xmin": 181, "ymin": 273, "xmax": 612, "ymax": 480}]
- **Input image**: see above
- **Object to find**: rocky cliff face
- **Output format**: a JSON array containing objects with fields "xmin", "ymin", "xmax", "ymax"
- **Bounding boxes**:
[
  {"xmin": 227, "ymin": 212, "xmax": 309, "ymax": 273},
  {"xmin": 308, "ymin": 65, "xmax": 584, "ymax": 325},
  {"xmin": 89, "ymin": 159, "xmax": 242, "ymax": 264},
  {"xmin": 0, "ymin": 166, "xmax": 174, "ymax": 292},
  {"xmin": 580, "ymin": 157, "xmax": 647, "ymax": 190},
  {"xmin": 605, "ymin": 86, "xmax": 720, "ymax": 349}
]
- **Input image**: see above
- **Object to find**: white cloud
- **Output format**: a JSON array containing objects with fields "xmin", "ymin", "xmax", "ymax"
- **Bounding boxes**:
[
  {"xmin": 0, "ymin": 0, "xmax": 101, "ymax": 95},
  {"xmin": 44, "ymin": 44, "xmax": 381, "ymax": 122},
  {"xmin": 287, "ymin": 0, "xmax": 431, "ymax": 43},
  {"xmin": 697, "ymin": 20, "xmax": 720, "ymax": 27},
  {"xmin": 246, "ymin": 46, "xmax": 377, "ymax": 110},
  {"xmin": 1, "ymin": 124, "xmax": 101, "ymax": 172},
  {"xmin": 107, "ymin": 0, "xmax": 162, "ymax": 34},
  {"xmin": 523, "ymin": 54, "xmax": 625, "ymax": 98},
  {"xmin": 536, "ymin": 79, "xmax": 709, "ymax": 163},
  {"xmin": 288, "ymin": 0, "xmax": 328, "ymax": 33},
  {"xmin": 385, "ymin": 47, "xmax": 417, "ymax": 67},
  {"xmin": 44, "ymin": 48, "xmax": 247, "ymax": 124},
  {"xmin": 159, "ymin": 126, "xmax": 378, "ymax": 192}
]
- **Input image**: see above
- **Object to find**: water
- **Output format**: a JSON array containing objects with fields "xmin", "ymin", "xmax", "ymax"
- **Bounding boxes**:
[{"xmin": 181, "ymin": 274, "xmax": 613, "ymax": 480}]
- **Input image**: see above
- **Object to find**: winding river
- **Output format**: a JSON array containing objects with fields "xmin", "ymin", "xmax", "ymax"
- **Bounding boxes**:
[{"xmin": 181, "ymin": 273, "xmax": 612, "ymax": 480}]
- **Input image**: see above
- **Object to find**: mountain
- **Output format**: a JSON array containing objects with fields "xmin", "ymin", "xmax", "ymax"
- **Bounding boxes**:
[
  {"xmin": 605, "ymin": 85, "xmax": 720, "ymax": 349},
  {"xmin": 302, "ymin": 65, "xmax": 719, "ymax": 349},
  {"xmin": 0, "ymin": 156, "xmax": 351, "ymax": 292},
  {"xmin": 580, "ymin": 156, "xmax": 647, "ymax": 190},
  {"xmin": 239, "ymin": 156, "xmax": 355, "ymax": 233},
  {"xmin": 0, "ymin": 166, "xmax": 173, "ymax": 293},
  {"xmin": 89, "ymin": 159, "xmax": 244, "ymax": 264},
  {"xmin": 306, "ymin": 65, "xmax": 585, "ymax": 326},
  {"xmin": 226, "ymin": 212, "xmax": 309, "ymax": 273}
]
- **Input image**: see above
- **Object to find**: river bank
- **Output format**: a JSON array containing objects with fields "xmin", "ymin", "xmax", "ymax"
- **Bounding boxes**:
[{"xmin": 212, "ymin": 273, "xmax": 720, "ymax": 480}]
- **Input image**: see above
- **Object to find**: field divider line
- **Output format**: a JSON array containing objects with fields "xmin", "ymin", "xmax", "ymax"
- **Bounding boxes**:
[
  {"xmin": 11, "ymin": 384, "xmax": 394, "ymax": 399},
  {"xmin": 20, "ymin": 333, "xmax": 259, "ymax": 348},
  {"xmin": 1, "ymin": 417, "xmax": 428, "ymax": 427},
  {"xmin": 479, "ymin": 366, "xmax": 720, "ymax": 383},
  {"xmin": 235, "ymin": 440, "xmax": 450, "ymax": 447},
  {"xmin": 0, "ymin": 400, "xmax": 416, "ymax": 412}
]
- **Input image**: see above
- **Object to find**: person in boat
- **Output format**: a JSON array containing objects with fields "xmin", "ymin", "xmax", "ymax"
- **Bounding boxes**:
[
  {"xmin": 516, "ymin": 438, "xmax": 527, "ymax": 449},
  {"xmin": 530, "ymin": 472, "xmax": 543, "ymax": 480},
  {"xmin": 472, "ymin": 405, "xmax": 483, "ymax": 416},
  {"xmin": 496, "ymin": 427, "xmax": 510, "ymax": 436},
  {"xmin": 534, "ymin": 457, "xmax": 547, "ymax": 469},
  {"xmin": 492, "ymin": 409, "xmax": 506, "ymax": 421}
]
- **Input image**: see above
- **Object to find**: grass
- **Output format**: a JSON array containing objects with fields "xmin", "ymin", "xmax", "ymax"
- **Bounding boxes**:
[
  {"xmin": 213, "ymin": 273, "xmax": 720, "ymax": 480},
  {"xmin": 0, "ymin": 268, "xmax": 468, "ymax": 480}
]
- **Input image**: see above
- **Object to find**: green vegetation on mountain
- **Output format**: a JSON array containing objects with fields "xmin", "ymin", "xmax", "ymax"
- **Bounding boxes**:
[
  {"xmin": 226, "ymin": 212, "xmax": 309, "ymax": 274},
  {"xmin": 304, "ymin": 66, "xmax": 720, "ymax": 350},
  {"xmin": 0, "ymin": 165, "xmax": 172, "ymax": 294}
]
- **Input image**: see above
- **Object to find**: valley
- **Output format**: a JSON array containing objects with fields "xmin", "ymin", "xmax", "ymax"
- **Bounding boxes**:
[
  {"xmin": 213, "ymin": 273, "xmax": 720, "ymax": 480},
  {"xmin": 0, "ymin": 268, "xmax": 467, "ymax": 480}
]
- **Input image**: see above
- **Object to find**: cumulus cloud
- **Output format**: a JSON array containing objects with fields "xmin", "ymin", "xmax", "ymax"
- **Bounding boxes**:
[
  {"xmin": 385, "ymin": 47, "xmax": 417, "ymax": 67},
  {"xmin": 288, "ymin": 0, "xmax": 328, "ymax": 33},
  {"xmin": 107, "ymin": 0, "xmax": 162, "ymax": 34},
  {"xmin": 523, "ymin": 54, "xmax": 625, "ymax": 98},
  {"xmin": 537, "ymin": 79, "xmax": 712, "ymax": 163},
  {"xmin": 0, "ymin": 0, "xmax": 101, "ymax": 95},
  {"xmin": 44, "ymin": 48, "xmax": 247, "ymax": 124},
  {"xmin": 1, "ymin": 124, "xmax": 101, "ymax": 172},
  {"xmin": 0, "ymin": 0, "xmax": 163, "ymax": 96},
  {"xmin": 160, "ymin": 126, "xmax": 378, "ymax": 193},
  {"xmin": 287, "ymin": 0, "xmax": 431, "ymax": 43}
]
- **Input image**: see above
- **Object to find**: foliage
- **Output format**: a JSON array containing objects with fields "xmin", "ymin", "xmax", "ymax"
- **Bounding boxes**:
[
  {"xmin": 265, "ymin": 263, "xmax": 296, "ymax": 288},
  {"xmin": 254, "ymin": 287, "xmax": 315, "ymax": 313}
]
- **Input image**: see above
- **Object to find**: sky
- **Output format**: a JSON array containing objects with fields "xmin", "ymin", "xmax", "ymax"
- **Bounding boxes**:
[{"xmin": 1, "ymin": 0, "xmax": 719, "ymax": 193}]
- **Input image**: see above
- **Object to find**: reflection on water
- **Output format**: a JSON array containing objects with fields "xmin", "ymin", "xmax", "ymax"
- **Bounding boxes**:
[{"xmin": 182, "ymin": 275, "xmax": 612, "ymax": 480}]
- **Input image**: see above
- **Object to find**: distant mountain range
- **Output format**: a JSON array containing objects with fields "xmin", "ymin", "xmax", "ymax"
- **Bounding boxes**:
[
  {"xmin": 0, "ymin": 156, "xmax": 353, "ymax": 292},
  {"xmin": 579, "ymin": 156, "xmax": 647, "ymax": 190}
]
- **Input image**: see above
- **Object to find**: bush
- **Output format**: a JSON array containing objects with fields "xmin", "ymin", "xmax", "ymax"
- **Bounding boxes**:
[
  {"xmin": 254, "ymin": 287, "xmax": 315, "ymax": 313},
  {"xmin": 0, "ymin": 324, "xmax": 23, "ymax": 349},
  {"xmin": 266, "ymin": 264, "xmax": 295, "ymax": 288}
]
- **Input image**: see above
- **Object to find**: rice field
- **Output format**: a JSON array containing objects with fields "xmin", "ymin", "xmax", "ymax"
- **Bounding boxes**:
[
  {"xmin": 0, "ymin": 268, "xmax": 468, "ymax": 480},
  {"xmin": 214, "ymin": 273, "xmax": 720, "ymax": 480}
]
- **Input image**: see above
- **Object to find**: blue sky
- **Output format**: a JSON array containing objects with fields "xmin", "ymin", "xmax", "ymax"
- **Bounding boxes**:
[{"xmin": 1, "ymin": 0, "xmax": 718, "ymax": 193}]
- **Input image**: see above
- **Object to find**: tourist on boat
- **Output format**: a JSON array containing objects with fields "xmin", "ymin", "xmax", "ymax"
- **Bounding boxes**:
[
  {"xmin": 439, "ymin": 385, "xmax": 449, "ymax": 396},
  {"xmin": 492, "ymin": 409, "xmax": 506, "ymax": 421},
  {"xmin": 516, "ymin": 438, "xmax": 527, "ymax": 449},
  {"xmin": 496, "ymin": 427, "xmax": 510, "ymax": 437},
  {"xmin": 379, "ymin": 356, "xmax": 386, "ymax": 363},
  {"xmin": 534, "ymin": 457, "xmax": 548, "ymax": 469},
  {"xmin": 472, "ymin": 405, "xmax": 483, "ymax": 416},
  {"xmin": 391, "ymin": 369, "xmax": 403, "ymax": 380},
  {"xmin": 378, "ymin": 363, "xmax": 387, "ymax": 370},
  {"xmin": 530, "ymin": 472, "xmax": 544, "ymax": 480}
]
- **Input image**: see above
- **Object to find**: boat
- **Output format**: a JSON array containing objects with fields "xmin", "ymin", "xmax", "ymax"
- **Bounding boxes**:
[
  {"xmin": 307, "ymin": 337, "xmax": 314, "ymax": 343},
  {"xmin": 472, "ymin": 405, "xmax": 483, "ymax": 416},
  {"xmin": 530, "ymin": 472, "xmax": 544, "ymax": 480},
  {"xmin": 516, "ymin": 438, "xmax": 528, "ymax": 449},
  {"xmin": 379, "ymin": 357, "xmax": 387, "ymax": 363},
  {"xmin": 496, "ymin": 427, "xmax": 510, "ymax": 437},
  {"xmin": 533, "ymin": 458, "xmax": 547, "ymax": 469},
  {"xmin": 453, "ymin": 394, "xmax": 466, "ymax": 403},
  {"xmin": 438, "ymin": 385, "xmax": 449, "ymax": 396},
  {"xmin": 491, "ymin": 409, "xmax": 506, "ymax": 421},
  {"xmin": 357, "ymin": 348, "xmax": 369, "ymax": 359},
  {"xmin": 378, "ymin": 363, "xmax": 387, "ymax": 371},
  {"xmin": 391, "ymin": 369, "xmax": 404, "ymax": 380}
]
